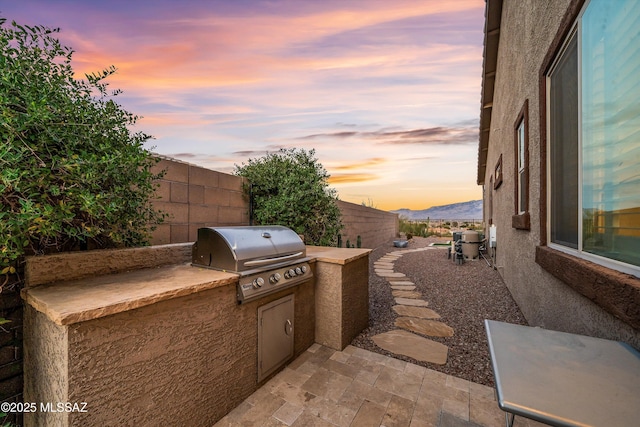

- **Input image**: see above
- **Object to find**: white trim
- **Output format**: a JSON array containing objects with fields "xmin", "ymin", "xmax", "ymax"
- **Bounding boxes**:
[
  {"xmin": 546, "ymin": 25, "xmax": 578, "ymax": 248},
  {"xmin": 546, "ymin": 68, "xmax": 552, "ymax": 249},
  {"xmin": 517, "ymin": 119, "xmax": 525, "ymax": 215},
  {"xmin": 577, "ymin": 16, "xmax": 584, "ymax": 258}
]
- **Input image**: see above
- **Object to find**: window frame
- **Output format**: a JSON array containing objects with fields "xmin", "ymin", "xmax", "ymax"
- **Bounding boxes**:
[
  {"xmin": 512, "ymin": 100, "xmax": 530, "ymax": 230},
  {"xmin": 547, "ymin": 29, "xmax": 579, "ymax": 250},
  {"xmin": 517, "ymin": 122, "xmax": 525, "ymax": 213},
  {"xmin": 543, "ymin": 0, "xmax": 640, "ymax": 278},
  {"xmin": 535, "ymin": 0, "xmax": 640, "ymax": 330},
  {"xmin": 494, "ymin": 154, "xmax": 503, "ymax": 190},
  {"xmin": 489, "ymin": 176, "xmax": 494, "ymax": 225}
]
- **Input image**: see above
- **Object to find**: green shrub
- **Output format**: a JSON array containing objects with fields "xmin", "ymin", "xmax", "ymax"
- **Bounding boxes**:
[
  {"xmin": 235, "ymin": 148, "xmax": 342, "ymax": 246},
  {"xmin": 0, "ymin": 19, "xmax": 165, "ymax": 289},
  {"xmin": 398, "ymin": 217, "xmax": 433, "ymax": 238}
]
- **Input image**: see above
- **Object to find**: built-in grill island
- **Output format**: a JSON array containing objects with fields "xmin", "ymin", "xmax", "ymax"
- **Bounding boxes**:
[
  {"xmin": 21, "ymin": 230, "xmax": 371, "ymax": 427},
  {"xmin": 192, "ymin": 225, "xmax": 313, "ymax": 380},
  {"xmin": 191, "ymin": 226, "xmax": 312, "ymax": 304}
]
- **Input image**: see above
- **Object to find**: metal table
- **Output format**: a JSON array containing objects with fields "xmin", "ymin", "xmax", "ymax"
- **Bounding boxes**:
[{"xmin": 484, "ymin": 320, "xmax": 640, "ymax": 427}]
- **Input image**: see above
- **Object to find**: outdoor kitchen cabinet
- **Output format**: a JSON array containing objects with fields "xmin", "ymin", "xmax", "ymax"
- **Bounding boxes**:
[
  {"xmin": 307, "ymin": 246, "xmax": 371, "ymax": 351},
  {"xmin": 21, "ymin": 241, "xmax": 370, "ymax": 427},
  {"xmin": 258, "ymin": 294, "xmax": 295, "ymax": 382},
  {"xmin": 21, "ymin": 243, "xmax": 315, "ymax": 427}
]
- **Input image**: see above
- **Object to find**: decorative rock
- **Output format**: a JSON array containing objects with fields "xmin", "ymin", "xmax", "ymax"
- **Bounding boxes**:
[
  {"xmin": 394, "ymin": 298, "xmax": 428, "ymax": 307},
  {"xmin": 395, "ymin": 317, "xmax": 454, "ymax": 337},
  {"xmin": 392, "ymin": 305, "xmax": 440, "ymax": 319},
  {"xmin": 391, "ymin": 290, "xmax": 422, "ymax": 299},
  {"xmin": 390, "ymin": 285, "xmax": 416, "ymax": 291},
  {"xmin": 371, "ymin": 330, "xmax": 448, "ymax": 365}
]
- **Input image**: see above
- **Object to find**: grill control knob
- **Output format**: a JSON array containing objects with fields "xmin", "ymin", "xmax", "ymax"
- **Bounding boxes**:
[
  {"xmin": 288, "ymin": 268, "xmax": 296, "ymax": 278},
  {"xmin": 301, "ymin": 265, "xmax": 308, "ymax": 273},
  {"xmin": 269, "ymin": 273, "xmax": 281, "ymax": 284},
  {"xmin": 253, "ymin": 277, "xmax": 264, "ymax": 288},
  {"xmin": 295, "ymin": 267, "xmax": 303, "ymax": 275}
]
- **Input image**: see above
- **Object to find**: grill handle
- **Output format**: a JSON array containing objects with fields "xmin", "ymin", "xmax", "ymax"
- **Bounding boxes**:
[{"xmin": 244, "ymin": 252, "xmax": 304, "ymax": 267}]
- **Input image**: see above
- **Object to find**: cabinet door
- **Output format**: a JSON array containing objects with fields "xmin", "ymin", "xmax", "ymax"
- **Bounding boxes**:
[{"xmin": 258, "ymin": 294, "xmax": 294, "ymax": 382}]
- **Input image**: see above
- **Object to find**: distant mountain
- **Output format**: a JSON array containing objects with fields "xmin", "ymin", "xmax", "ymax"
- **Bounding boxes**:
[{"xmin": 391, "ymin": 200, "xmax": 483, "ymax": 220}]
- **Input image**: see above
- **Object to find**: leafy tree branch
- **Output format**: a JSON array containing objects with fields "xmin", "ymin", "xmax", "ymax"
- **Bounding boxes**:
[
  {"xmin": 235, "ymin": 148, "xmax": 342, "ymax": 246},
  {"xmin": 0, "ymin": 18, "xmax": 166, "ymax": 291}
]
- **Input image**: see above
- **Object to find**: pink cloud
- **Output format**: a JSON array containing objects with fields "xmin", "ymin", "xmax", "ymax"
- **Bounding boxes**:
[{"xmin": 2, "ymin": 0, "xmax": 486, "ymax": 210}]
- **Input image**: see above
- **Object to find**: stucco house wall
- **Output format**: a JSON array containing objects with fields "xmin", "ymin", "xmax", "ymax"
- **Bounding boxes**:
[{"xmin": 478, "ymin": 0, "xmax": 640, "ymax": 348}]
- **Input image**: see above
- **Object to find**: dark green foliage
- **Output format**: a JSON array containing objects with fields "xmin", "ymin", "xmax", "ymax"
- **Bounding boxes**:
[
  {"xmin": 235, "ymin": 148, "xmax": 342, "ymax": 246},
  {"xmin": 398, "ymin": 217, "xmax": 432, "ymax": 238},
  {"xmin": 0, "ymin": 19, "xmax": 165, "ymax": 288}
]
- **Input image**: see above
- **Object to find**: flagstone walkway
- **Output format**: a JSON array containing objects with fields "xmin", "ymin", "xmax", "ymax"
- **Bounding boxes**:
[{"xmin": 371, "ymin": 247, "xmax": 454, "ymax": 365}]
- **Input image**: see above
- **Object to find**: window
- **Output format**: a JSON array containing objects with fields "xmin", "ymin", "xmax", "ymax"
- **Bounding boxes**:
[
  {"xmin": 488, "ymin": 176, "xmax": 493, "ymax": 225},
  {"xmin": 513, "ymin": 100, "xmax": 529, "ymax": 230},
  {"xmin": 517, "ymin": 121, "xmax": 525, "ymax": 214},
  {"xmin": 549, "ymin": 34, "xmax": 579, "ymax": 249},
  {"xmin": 494, "ymin": 155, "xmax": 503, "ymax": 189},
  {"xmin": 547, "ymin": 0, "xmax": 640, "ymax": 276}
]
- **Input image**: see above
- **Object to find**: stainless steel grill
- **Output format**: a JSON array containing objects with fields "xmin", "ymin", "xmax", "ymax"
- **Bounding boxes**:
[{"xmin": 192, "ymin": 225, "xmax": 312, "ymax": 303}]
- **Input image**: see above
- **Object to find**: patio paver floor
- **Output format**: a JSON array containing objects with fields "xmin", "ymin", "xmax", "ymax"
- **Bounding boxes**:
[
  {"xmin": 213, "ymin": 343, "xmax": 546, "ymax": 427},
  {"xmin": 214, "ymin": 242, "xmax": 546, "ymax": 427}
]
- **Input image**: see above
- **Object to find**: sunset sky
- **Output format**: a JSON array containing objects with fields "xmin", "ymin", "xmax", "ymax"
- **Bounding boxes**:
[{"xmin": 3, "ymin": 0, "xmax": 485, "ymax": 211}]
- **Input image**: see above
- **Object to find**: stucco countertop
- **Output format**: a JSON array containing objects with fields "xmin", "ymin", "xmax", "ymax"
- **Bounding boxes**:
[
  {"xmin": 22, "ymin": 245, "xmax": 370, "ymax": 327},
  {"xmin": 22, "ymin": 263, "xmax": 238, "ymax": 326},
  {"xmin": 306, "ymin": 246, "xmax": 371, "ymax": 265}
]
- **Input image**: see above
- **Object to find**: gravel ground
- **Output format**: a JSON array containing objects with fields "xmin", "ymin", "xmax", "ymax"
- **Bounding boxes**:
[{"xmin": 350, "ymin": 236, "xmax": 528, "ymax": 387}]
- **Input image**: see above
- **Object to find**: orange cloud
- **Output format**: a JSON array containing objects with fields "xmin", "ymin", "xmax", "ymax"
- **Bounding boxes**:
[
  {"xmin": 58, "ymin": 0, "xmax": 483, "ymax": 96},
  {"xmin": 328, "ymin": 173, "xmax": 379, "ymax": 184},
  {"xmin": 332, "ymin": 158, "xmax": 387, "ymax": 171}
]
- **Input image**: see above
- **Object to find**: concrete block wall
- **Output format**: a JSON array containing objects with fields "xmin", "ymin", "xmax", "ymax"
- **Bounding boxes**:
[
  {"xmin": 336, "ymin": 200, "xmax": 399, "ymax": 249},
  {"xmin": 150, "ymin": 156, "xmax": 250, "ymax": 245},
  {"xmin": 149, "ymin": 156, "xmax": 399, "ymax": 249}
]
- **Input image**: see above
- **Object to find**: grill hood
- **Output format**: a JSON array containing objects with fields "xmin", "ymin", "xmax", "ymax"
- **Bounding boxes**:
[{"xmin": 192, "ymin": 226, "xmax": 306, "ymax": 273}]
